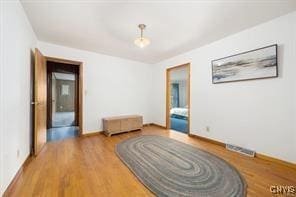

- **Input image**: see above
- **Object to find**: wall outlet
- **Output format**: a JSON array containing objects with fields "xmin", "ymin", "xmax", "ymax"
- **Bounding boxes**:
[
  {"xmin": 206, "ymin": 126, "xmax": 210, "ymax": 132},
  {"xmin": 17, "ymin": 149, "xmax": 20, "ymax": 158}
]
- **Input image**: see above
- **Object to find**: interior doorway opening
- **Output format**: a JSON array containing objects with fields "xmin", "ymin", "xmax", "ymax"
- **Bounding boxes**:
[
  {"xmin": 47, "ymin": 60, "xmax": 80, "ymax": 142},
  {"xmin": 166, "ymin": 63, "xmax": 190, "ymax": 134},
  {"xmin": 33, "ymin": 48, "xmax": 83, "ymax": 155}
]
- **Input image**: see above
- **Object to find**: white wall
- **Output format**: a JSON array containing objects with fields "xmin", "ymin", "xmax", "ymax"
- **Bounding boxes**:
[
  {"xmin": 151, "ymin": 11, "xmax": 296, "ymax": 163},
  {"xmin": 37, "ymin": 42, "xmax": 152, "ymax": 133},
  {"xmin": 292, "ymin": 14, "xmax": 296, "ymax": 163},
  {"xmin": 1, "ymin": 1, "xmax": 37, "ymax": 195},
  {"xmin": 0, "ymin": 1, "xmax": 3, "ymax": 194}
]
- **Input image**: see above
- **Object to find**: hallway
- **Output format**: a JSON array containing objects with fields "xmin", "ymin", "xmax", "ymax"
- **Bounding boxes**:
[{"xmin": 47, "ymin": 126, "xmax": 78, "ymax": 142}]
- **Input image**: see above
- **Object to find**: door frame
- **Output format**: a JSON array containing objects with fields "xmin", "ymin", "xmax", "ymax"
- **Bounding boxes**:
[
  {"xmin": 47, "ymin": 62, "xmax": 79, "ymax": 129},
  {"xmin": 45, "ymin": 56, "xmax": 84, "ymax": 136},
  {"xmin": 166, "ymin": 63, "xmax": 191, "ymax": 134}
]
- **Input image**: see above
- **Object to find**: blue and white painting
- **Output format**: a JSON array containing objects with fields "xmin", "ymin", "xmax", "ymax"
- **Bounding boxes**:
[{"xmin": 212, "ymin": 45, "xmax": 277, "ymax": 83}]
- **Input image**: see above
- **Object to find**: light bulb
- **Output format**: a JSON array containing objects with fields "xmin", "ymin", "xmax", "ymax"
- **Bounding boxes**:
[{"xmin": 134, "ymin": 37, "xmax": 150, "ymax": 48}]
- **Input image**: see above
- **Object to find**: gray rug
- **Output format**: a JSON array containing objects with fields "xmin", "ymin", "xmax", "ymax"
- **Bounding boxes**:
[{"xmin": 116, "ymin": 135, "xmax": 247, "ymax": 197}]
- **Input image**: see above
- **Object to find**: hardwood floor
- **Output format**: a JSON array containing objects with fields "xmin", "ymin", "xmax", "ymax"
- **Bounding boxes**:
[{"xmin": 6, "ymin": 125, "xmax": 296, "ymax": 197}]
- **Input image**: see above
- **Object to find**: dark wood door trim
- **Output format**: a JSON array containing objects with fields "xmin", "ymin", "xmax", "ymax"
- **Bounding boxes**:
[
  {"xmin": 45, "ymin": 56, "xmax": 83, "ymax": 136},
  {"xmin": 47, "ymin": 71, "xmax": 52, "ymax": 128}
]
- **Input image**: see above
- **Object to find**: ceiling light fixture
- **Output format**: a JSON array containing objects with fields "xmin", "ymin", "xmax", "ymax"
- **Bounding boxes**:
[{"xmin": 134, "ymin": 24, "xmax": 150, "ymax": 48}]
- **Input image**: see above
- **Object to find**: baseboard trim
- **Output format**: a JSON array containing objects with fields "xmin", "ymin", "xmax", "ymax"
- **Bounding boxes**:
[
  {"xmin": 3, "ymin": 154, "xmax": 32, "ymax": 197},
  {"xmin": 256, "ymin": 153, "xmax": 296, "ymax": 170},
  {"xmin": 82, "ymin": 131, "xmax": 103, "ymax": 137},
  {"xmin": 187, "ymin": 133, "xmax": 296, "ymax": 170},
  {"xmin": 150, "ymin": 123, "xmax": 167, "ymax": 129},
  {"xmin": 143, "ymin": 123, "xmax": 152, "ymax": 127},
  {"xmin": 188, "ymin": 133, "xmax": 225, "ymax": 147}
]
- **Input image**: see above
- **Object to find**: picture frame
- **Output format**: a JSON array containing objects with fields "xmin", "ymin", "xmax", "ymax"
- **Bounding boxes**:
[{"xmin": 212, "ymin": 44, "xmax": 278, "ymax": 84}]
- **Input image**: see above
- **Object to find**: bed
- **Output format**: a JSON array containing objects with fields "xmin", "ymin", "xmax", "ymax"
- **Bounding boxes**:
[{"xmin": 170, "ymin": 108, "xmax": 188, "ymax": 133}]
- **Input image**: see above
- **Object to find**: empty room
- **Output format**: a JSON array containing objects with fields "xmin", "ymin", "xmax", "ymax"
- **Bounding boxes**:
[{"xmin": 1, "ymin": 0, "xmax": 296, "ymax": 196}]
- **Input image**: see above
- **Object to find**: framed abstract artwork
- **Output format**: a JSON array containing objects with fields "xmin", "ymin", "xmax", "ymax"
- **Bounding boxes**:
[{"xmin": 212, "ymin": 44, "xmax": 278, "ymax": 84}]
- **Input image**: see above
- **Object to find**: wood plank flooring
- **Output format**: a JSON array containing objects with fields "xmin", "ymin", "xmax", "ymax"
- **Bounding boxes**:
[{"xmin": 6, "ymin": 126, "xmax": 296, "ymax": 197}]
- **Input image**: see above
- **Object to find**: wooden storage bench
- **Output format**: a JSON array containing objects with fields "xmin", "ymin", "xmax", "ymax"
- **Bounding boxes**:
[{"xmin": 103, "ymin": 115, "xmax": 143, "ymax": 136}]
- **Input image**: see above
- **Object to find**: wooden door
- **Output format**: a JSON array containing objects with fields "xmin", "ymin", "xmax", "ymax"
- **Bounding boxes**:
[{"xmin": 33, "ymin": 48, "xmax": 47, "ymax": 155}]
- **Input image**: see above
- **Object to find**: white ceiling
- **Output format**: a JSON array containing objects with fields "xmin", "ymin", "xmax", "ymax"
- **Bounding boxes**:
[{"xmin": 21, "ymin": 0, "xmax": 296, "ymax": 64}]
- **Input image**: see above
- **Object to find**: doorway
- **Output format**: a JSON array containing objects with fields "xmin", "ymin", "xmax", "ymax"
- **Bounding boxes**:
[
  {"xmin": 47, "ymin": 61, "xmax": 80, "ymax": 141},
  {"xmin": 32, "ymin": 48, "xmax": 83, "ymax": 155},
  {"xmin": 166, "ymin": 63, "xmax": 190, "ymax": 134}
]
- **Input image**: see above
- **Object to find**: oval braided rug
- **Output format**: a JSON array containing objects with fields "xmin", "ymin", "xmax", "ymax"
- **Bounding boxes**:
[{"xmin": 116, "ymin": 135, "xmax": 247, "ymax": 197}]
